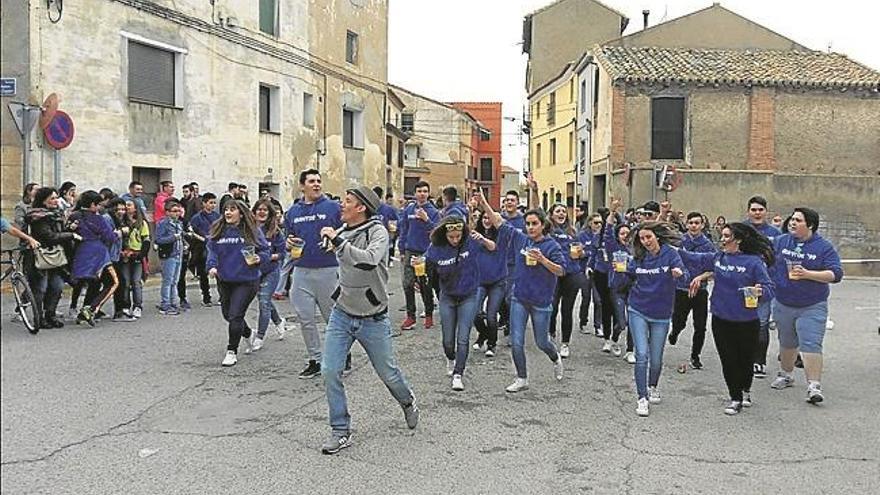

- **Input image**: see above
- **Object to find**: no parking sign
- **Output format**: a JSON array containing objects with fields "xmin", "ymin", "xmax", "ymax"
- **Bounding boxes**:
[{"xmin": 43, "ymin": 110, "xmax": 74, "ymax": 149}]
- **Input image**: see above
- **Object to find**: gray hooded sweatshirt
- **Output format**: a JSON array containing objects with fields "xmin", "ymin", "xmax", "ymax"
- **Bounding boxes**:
[{"xmin": 329, "ymin": 218, "xmax": 389, "ymax": 317}]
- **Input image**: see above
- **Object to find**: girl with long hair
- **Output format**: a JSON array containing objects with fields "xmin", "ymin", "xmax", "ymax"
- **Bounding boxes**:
[
  {"xmin": 591, "ymin": 208, "xmax": 618, "ymax": 346},
  {"xmin": 603, "ymin": 213, "xmax": 634, "ymax": 361},
  {"xmin": 251, "ymin": 199, "xmax": 288, "ymax": 351},
  {"xmin": 120, "ymin": 200, "xmax": 151, "ymax": 318},
  {"xmin": 548, "ymin": 204, "xmax": 588, "ymax": 359},
  {"xmin": 207, "ymin": 200, "xmax": 270, "ymax": 367},
  {"xmin": 626, "ymin": 221, "xmax": 686, "ymax": 416},
  {"xmin": 70, "ymin": 191, "xmax": 120, "ymax": 326},
  {"xmin": 681, "ymin": 223, "xmax": 775, "ymax": 414},
  {"xmin": 475, "ymin": 193, "xmax": 566, "ymax": 393},
  {"xmin": 425, "ymin": 216, "xmax": 485, "ymax": 391},
  {"xmin": 577, "ymin": 213, "xmax": 604, "ymax": 336},
  {"xmin": 471, "ymin": 209, "xmax": 505, "ymax": 357}
]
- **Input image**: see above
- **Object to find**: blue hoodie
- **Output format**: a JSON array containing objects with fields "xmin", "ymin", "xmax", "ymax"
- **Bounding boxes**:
[
  {"xmin": 477, "ymin": 227, "xmax": 510, "ymax": 285},
  {"xmin": 155, "ymin": 217, "xmax": 184, "ymax": 259},
  {"xmin": 502, "ymin": 212, "xmax": 526, "ymax": 269},
  {"xmin": 376, "ymin": 203, "xmax": 398, "ymax": 231},
  {"xmin": 425, "ymin": 237, "xmax": 481, "ymax": 297},
  {"xmin": 440, "ymin": 200, "xmax": 469, "ymax": 220},
  {"xmin": 283, "ymin": 195, "xmax": 342, "ymax": 268},
  {"xmin": 680, "ymin": 250, "xmax": 775, "ymax": 322},
  {"xmin": 577, "ymin": 229, "xmax": 599, "ymax": 272},
  {"xmin": 190, "ymin": 210, "xmax": 221, "ymax": 238},
  {"xmin": 206, "ymin": 225, "xmax": 270, "ymax": 282},
  {"xmin": 749, "ymin": 221, "xmax": 782, "ymax": 243},
  {"xmin": 71, "ymin": 211, "xmax": 116, "ymax": 280},
  {"xmin": 772, "ymin": 233, "xmax": 843, "ymax": 308},
  {"xmin": 260, "ymin": 224, "xmax": 287, "ymax": 274},
  {"xmin": 677, "ymin": 231, "xmax": 716, "ymax": 291},
  {"xmin": 502, "ymin": 223, "xmax": 565, "ymax": 307},
  {"xmin": 589, "ymin": 223, "xmax": 613, "ymax": 273},
  {"xmin": 603, "ymin": 225, "xmax": 633, "ymax": 292},
  {"xmin": 549, "ymin": 226, "xmax": 582, "ymax": 275},
  {"xmin": 104, "ymin": 213, "xmax": 123, "ymax": 263},
  {"xmin": 627, "ymin": 244, "xmax": 688, "ymax": 320},
  {"xmin": 398, "ymin": 201, "xmax": 440, "ymax": 254}
]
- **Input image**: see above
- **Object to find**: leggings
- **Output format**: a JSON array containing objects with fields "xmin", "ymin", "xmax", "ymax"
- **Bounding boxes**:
[
  {"xmin": 84, "ymin": 266, "xmax": 120, "ymax": 314},
  {"xmin": 551, "ymin": 272, "xmax": 585, "ymax": 344},
  {"xmin": 592, "ymin": 270, "xmax": 618, "ymax": 341},
  {"xmin": 712, "ymin": 316, "xmax": 758, "ymax": 402},
  {"xmin": 218, "ymin": 280, "xmax": 260, "ymax": 353}
]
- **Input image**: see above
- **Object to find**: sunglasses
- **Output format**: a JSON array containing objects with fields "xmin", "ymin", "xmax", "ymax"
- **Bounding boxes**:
[
  {"xmin": 447, "ymin": 223, "xmax": 465, "ymax": 232},
  {"xmin": 591, "ymin": 221, "xmax": 602, "ymax": 225}
]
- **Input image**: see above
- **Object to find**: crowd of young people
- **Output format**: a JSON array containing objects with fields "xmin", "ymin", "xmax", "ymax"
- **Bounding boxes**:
[{"xmin": 3, "ymin": 173, "xmax": 844, "ymax": 453}]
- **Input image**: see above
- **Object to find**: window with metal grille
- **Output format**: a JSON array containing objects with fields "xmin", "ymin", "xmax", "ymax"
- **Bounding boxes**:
[
  {"xmin": 128, "ymin": 41, "xmax": 176, "ymax": 107},
  {"xmin": 260, "ymin": 0, "xmax": 278, "ymax": 36},
  {"xmin": 651, "ymin": 97, "xmax": 685, "ymax": 159},
  {"xmin": 480, "ymin": 158, "xmax": 493, "ymax": 181},
  {"xmin": 401, "ymin": 113, "xmax": 414, "ymax": 132},
  {"xmin": 346, "ymin": 31, "xmax": 359, "ymax": 64}
]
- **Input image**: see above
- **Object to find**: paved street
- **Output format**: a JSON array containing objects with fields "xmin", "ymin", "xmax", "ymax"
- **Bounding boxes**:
[{"xmin": 1, "ymin": 273, "xmax": 878, "ymax": 495}]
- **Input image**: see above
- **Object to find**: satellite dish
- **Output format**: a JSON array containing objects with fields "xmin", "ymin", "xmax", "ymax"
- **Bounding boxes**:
[{"xmin": 39, "ymin": 93, "xmax": 58, "ymax": 129}]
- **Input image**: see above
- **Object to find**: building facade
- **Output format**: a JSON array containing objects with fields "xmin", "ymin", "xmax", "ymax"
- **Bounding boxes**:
[
  {"xmin": 0, "ymin": 0, "xmax": 392, "ymax": 213},
  {"xmin": 451, "ymin": 102, "xmax": 503, "ymax": 207}
]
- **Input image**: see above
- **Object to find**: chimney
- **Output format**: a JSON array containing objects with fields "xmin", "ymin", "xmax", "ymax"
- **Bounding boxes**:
[{"xmin": 642, "ymin": 10, "xmax": 650, "ymax": 29}]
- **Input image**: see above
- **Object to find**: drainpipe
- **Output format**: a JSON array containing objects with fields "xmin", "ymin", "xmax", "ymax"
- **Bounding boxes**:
[{"xmin": 642, "ymin": 10, "xmax": 650, "ymax": 29}]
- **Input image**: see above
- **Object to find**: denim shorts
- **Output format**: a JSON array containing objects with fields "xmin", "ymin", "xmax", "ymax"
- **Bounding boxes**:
[{"xmin": 772, "ymin": 300, "xmax": 828, "ymax": 354}]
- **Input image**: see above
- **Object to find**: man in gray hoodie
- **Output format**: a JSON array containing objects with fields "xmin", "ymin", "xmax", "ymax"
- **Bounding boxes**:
[{"xmin": 316, "ymin": 186, "xmax": 419, "ymax": 455}]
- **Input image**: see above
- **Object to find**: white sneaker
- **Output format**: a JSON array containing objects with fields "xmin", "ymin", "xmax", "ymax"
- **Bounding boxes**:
[
  {"xmin": 221, "ymin": 351, "xmax": 237, "ymax": 367},
  {"xmin": 770, "ymin": 372, "xmax": 795, "ymax": 390},
  {"xmin": 472, "ymin": 341, "xmax": 484, "ymax": 351},
  {"xmin": 559, "ymin": 344, "xmax": 570, "ymax": 359},
  {"xmin": 806, "ymin": 382, "xmax": 824, "ymax": 404},
  {"xmin": 451, "ymin": 374, "xmax": 464, "ymax": 391},
  {"xmin": 241, "ymin": 335, "xmax": 253, "ymax": 355},
  {"xmin": 636, "ymin": 398, "xmax": 650, "ymax": 417},
  {"xmin": 624, "ymin": 352, "xmax": 636, "ymax": 364},
  {"xmin": 742, "ymin": 392, "xmax": 753, "ymax": 408},
  {"xmin": 553, "ymin": 356, "xmax": 564, "ymax": 381},
  {"xmin": 252, "ymin": 337, "xmax": 264, "ymax": 352},
  {"xmin": 601, "ymin": 341, "xmax": 612, "ymax": 353},
  {"xmin": 505, "ymin": 377, "xmax": 529, "ymax": 393},
  {"xmin": 648, "ymin": 387, "xmax": 662, "ymax": 404},
  {"xmin": 611, "ymin": 343, "xmax": 622, "ymax": 357},
  {"xmin": 446, "ymin": 359, "xmax": 455, "ymax": 377},
  {"xmin": 67, "ymin": 307, "xmax": 78, "ymax": 320},
  {"xmin": 485, "ymin": 347, "xmax": 495, "ymax": 358},
  {"xmin": 275, "ymin": 320, "xmax": 287, "ymax": 340},
  {"xmin": 132, "ymin": 307, "xmax": 143, "ymax": 319}
]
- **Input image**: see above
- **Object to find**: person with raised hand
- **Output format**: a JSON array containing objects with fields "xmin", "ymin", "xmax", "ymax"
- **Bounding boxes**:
[
  {"xmin": 547, "ymin": 203, "xmax": 588, "ymax": 359},
  {"xmin": 471, "ymin": 209, "xmax": 508, "ymax": 357}
]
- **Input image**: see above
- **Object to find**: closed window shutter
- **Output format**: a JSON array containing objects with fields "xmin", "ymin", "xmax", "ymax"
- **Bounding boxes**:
[
  {"xmin": 128, "ymin": 41, "xmax": 175, "ymax": 106},
  {"xmin": 651, "ymin": 98, "xmax": 685, "ymax": 159}
]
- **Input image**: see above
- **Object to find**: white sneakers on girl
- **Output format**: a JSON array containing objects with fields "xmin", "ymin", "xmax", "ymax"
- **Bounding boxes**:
[{"xmin": 221, "ymin": 351, "xmax": 237, "ymax": 367}]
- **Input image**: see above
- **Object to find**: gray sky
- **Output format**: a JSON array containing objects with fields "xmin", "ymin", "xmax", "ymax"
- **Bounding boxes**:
[{"xmin": 388, "ymin": 0, "xmax": 880, "ymax": 171}]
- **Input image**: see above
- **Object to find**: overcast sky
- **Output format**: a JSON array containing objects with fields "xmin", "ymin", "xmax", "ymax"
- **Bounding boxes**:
[{"xmin": 388, "ymin": 0, "xmax": 880, "ymax": 171}]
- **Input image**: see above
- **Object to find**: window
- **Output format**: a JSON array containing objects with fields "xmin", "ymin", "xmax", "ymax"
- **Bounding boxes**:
[
  {"xmin": 568, "ymin": 131, "xmax": 574, "ymax": 161},
  {"xmin": 480, "ymin": 158, "xmax": 493, "ymax": 181},
  {"xmin": 550, "ymin": 138, "xmax": 557, "ymax": 165},
  {"xmin": 128, "ymin": 40, "xmax": 181, "ymax": 107},
  {"xmin": 570, "ymin": 79, "xmax": 575, "ymax": 103},
  {"xmin": 259, "ymin": 84, "xmax": 280, "ymax": 133},
  {"xmin": 397, "ymin": 139, "xmax": 404, "ymax": 167},
  {"xmin": 386, "ymin": 136, "xmax": 393, "ymax": 165},
  {"xmin": 259, "ymin": 0, "xmax": 278, "ymax": 36},
  {"xmin": 536, "ymin": 143, "xmax": 542, "ymax": 168},
  {"xmin": 535, "ymin": 102, "xmax": 541, "ymax": 120},
  {"xmin": 547, "ymin": 92, "xmax": 556, "ymax": 127},
  {"xmin": 651, "ymin": 97, "xmax": 685, "ymax": 159},
  {"xmin": 401, "ymin": 112, "xmax": 414, "ymax": 132},
  {"xmin": 343, "ymin": 107, "xmax": 364, "ymax": 149},
  {"xmin": 580, "ymin": 80, "xmax": 586, "ymax": 113},
  {"xmin": 479, "ymin": 129, "xmax": 491, "ymax": 141},
  {"xmin": 346, "ymin": 31, "xmax": 359, "ymax": 64},
  {"xmin": 303, "ymin": 92, "xmax": 315, "ymax": 128}
]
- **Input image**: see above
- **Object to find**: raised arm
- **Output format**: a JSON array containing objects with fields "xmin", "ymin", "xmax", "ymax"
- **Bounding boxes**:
[{"xmin": 474, "ymin": 190, "xmax": 504, "ymax": 228}]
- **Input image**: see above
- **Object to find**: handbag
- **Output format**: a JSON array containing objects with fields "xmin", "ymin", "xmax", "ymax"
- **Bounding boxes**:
[{"xmin": 34, "ymin": 245, "xmax": 68, "ymax": 270}]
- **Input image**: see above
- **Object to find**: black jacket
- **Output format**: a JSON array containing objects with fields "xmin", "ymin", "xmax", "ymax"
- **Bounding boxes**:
[{"xmin": 26, "ymin": 208, "xmax": 76, "ymax": 248}]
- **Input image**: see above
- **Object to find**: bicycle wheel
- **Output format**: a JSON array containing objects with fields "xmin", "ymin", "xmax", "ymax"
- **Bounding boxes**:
[{"xmin": 11, "ymin": 273, "xmax": 39, "ymax": 334}]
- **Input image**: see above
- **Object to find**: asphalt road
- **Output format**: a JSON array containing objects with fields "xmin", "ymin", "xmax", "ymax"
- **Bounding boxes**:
[{"xmin": 1, "ymin": 272, "xmax": 878, "ymax": 495}]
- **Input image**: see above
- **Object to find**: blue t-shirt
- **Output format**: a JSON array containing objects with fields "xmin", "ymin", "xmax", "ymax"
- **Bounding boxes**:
[
  {"xmin": 678, "ymin": 232, "xmax": 716, "ymax": 290},
  {"xmin": 749, "ymin": 221, "xmax": 782, "ymax": 243},
  {"xmin": 549, "ymin": 226, "xmax": 582, "ymax": 275},
  {"xmin": 681, "ymin": 251, "xmax": 775, "ymax": 322},
  {"xmin": 476, "ymin": 227, "xmax": 510, "ymax": 285},
  {"xmin": 771, "ymin": 233, "xmax": 843, "ymax": 308},
  {"xmin": 440, "ymin": 200, "xmax": 469, "ymax": 220},
  {"xmin": 425, "ymin": 237, "xmax": 480, "ymax": 297},
  {"xmin": 502, "ymin": 212, "xmax": 526, "ymax": 269},
  {"xmin": 603, "ymin": 226, "xmax": 633, "ymax": 292},
  {"xmin": 577, "ymin": 230, "xmax": 599, "ymax": 272},
  {"xmin": 398, "ymin": 201, "xmax": 440, "ymax": 254},
  {"xmin": 627, "ymin": 244, "xmax": 687, "ymax": 320},
  {"xmin": 190, "ymin": 210, "xmax": 221, "ymax": 238},
  {"xmin": 590, "ymin": 224, "xmax": 612, "ymax": 273},
  {"xmin": 283, "ymin": 196, "xmax": 342, "ymax": 268},
  {"xmin": 502, "ymin": 223, "xmax": 565, "ymax": 307},
  {"xmin": 376, "ymin": 203, "xmax": 398, "ymax": 231},
  {"xmin": 206, "ymin": 226, "xmax": 270, "ymax": 282}
]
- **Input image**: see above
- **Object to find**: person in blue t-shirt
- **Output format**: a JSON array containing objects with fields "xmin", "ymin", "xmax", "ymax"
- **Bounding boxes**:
[
  {"xmin": 439, "ymin": 185, "xmax": 469, "ymax": 220},
  {"xmin": 471, "ymin": 209, "xmax": 508, "ymax": 357},
  {"xmin": 577, "ymin": 213, "xmax": 604, "ymax": 337},
  {"xmin": 744, "ymin": 195, "xmax": 783, "ymax": 379},
  {"xmin": 251, "ymin": 199, "xmax": 289, "ymax": 351},
  {"xmin": 548, "ymin": 204, "xmax": 588, "ymax": 360},
  {"xmin": 768, "ymin": 207, "xmax": 843, "ymax": 405},
  {"xmin": 425, "ymin": 217, "xmax": 487, "ymax": 391},
  {"xmin": 498, "ymin": 189, "xmax": 527, "ymax": 343},
  {"xmin": 602, "ymin": 214, "xmax": 634, "ymax": 360},
  {"xmin": 680, "ymin": 222, "xmax": 775, "ymax": 416},
  {"xmin": 626, "ymin": 222, "xmax": 687, "ymax": 417},
  {"xmin": 669, "ymin": 211, "xmax": 717, "ymax": 370},
  {"xmin": 373, "ymin": 187, "xmax": 399, "ymax": 265},
  {"xmin": 474, "ymin": 191, "xmax": 566, "ymax": 393},
  {"xmin": 398, "ymin": 181, "xmax": 440, "ymax": 331},
  {"xmin": 189, "ymin": 193, "xmax": 221, "ymax": 306}
]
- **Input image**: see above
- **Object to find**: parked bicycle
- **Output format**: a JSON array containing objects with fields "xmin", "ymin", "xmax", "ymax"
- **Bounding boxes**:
[{"xmin": 1, "ymin": 247, "xmax": 39, "ymax": 334}]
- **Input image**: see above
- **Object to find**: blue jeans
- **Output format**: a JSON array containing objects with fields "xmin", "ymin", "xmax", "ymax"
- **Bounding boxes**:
[
  {"xmin": 322, "ymin": 308, "xmax": 415, "ymax": 435},
  {"xmin": 33, "ymin": 268, "xmax": 65, "ymax": 318},
  {"xmin": 438, "ymin": 292, "xmax": 479, "ymax": 375},
  {"xmin": 628, "ymin": 308, "xmax": 670, "ymax": 399},
  {"xmin": 257, "ymin": 267, "xmax": 283, "ymax": 338},
  {"xmin": 475, "ymin": 280, "xmax": 506, "ymax": 347},
  {"xmin": 119, "ymin": 259, "xmax": 143, "ymax": 310},
  {"xmin": 273, "ymin": 253, "xmax": 294, "ymax": 296},
  {"xmin": 160, "ymin": 255, "xmax": 181, "ymax": 309},
  {"xmin": 509, "ymin": 297, "xmax": 559, "ymax": 379}
]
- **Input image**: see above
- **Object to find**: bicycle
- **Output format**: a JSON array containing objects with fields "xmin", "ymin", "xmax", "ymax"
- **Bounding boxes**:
[{"xmin": 1, "ymin": 247, "xmax": 39, "ymax": 334}]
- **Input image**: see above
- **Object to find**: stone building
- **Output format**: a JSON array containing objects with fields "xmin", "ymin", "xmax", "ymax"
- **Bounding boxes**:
[{"xmin": 0, "ymin": 0, "xmax": 393, "ymax": 212}]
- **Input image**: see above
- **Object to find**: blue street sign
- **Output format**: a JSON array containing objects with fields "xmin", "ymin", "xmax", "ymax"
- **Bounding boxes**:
[{"xmin": 0, "ymin": 78, "xmax": 16, "ymax": 96}]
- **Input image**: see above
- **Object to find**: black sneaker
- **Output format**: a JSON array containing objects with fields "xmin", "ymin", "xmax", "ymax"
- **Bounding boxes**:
[
  {"xmin": 201, "ymin": 300, "xmax": 213, "ymax": 308},
  {"xmin": 795, "ymin": 354, "xmax": 804, "ymax": 369},
  {"xmin": 668, "ymin": 330, "xmax": 680, "ymax": 346},
  {"xmin": 690, "ymin": 356, "xmax": 703, "ymax": 370},
  {"xmin": 298, "ymin": 360, "xmax": 321, "ymax": 379}
]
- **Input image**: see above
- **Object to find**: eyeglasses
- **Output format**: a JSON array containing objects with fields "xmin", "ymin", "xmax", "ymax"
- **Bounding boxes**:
[
  {"xmin": 447, "ymin": 223, "xmax": 464, "ymax": 232},
  {"xmin": 749, "ymin": 207, "xmax": 765, "ymax": 212}
]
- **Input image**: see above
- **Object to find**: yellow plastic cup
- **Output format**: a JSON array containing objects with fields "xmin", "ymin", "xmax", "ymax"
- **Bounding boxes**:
[
  {"xmin": 388, "ymin": 220, "xmax": 398, "ymax": 233},
  {"xmin": 290, "ymin": 238, "xmax": 305, "ymax": 259},
  {"xmin": 569, "ymin": 242, "xmax": 582, "ymax": 259},
  {"xmin": 743, "ymin": 287, "xmax": 759, "ymax": 308},
  {"xmin": 525, "ymin": 251, "xmax": 538, "ymax": 266},
  {"xmin": 412, "ymin": 256, "xmax": 426, "ymax": 277}
]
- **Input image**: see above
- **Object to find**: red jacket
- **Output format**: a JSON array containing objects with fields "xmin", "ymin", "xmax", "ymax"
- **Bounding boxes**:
[{"xmin": 153, "ymin": 192, "xmax": 171, "ymax": 223}]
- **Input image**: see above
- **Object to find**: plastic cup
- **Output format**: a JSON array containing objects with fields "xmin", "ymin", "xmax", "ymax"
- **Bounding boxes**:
[
  {"xmin": 241, "ymin": 246, "xmax": 260, "ymax": 266},
  {"xmin": 569, "ymin": 242, "xmax": 583, "ymax": 259},
  {"xmin": 613, "ymin": 251, "xmax": 628, "ymax": 272},
  {"xmin": 785, "ymin": 259, "xmax": 801, "ymax": 279},
  {"xmin": 289, "ymin": 238, "xmax": 305, "ymax": 259},
  {"xmin": 412, "ymin": 256, "xmax": 426, "ymax": 277},
  {"xmin": 525, "ymin": 250, "xmax": 538, "ymax": 266},
  {"xmin": 742, "ymin": 287, "xmax": 759, "ymax": 309},
  {"xmin": 388, "ymin": 220, "xmax": 398, "ymax": 233}
]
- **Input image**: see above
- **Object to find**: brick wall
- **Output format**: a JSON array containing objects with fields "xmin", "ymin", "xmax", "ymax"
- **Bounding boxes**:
[
  {"xmin": 747, "ymin": 87, "xmax": 776, "ymax": 170},
  {"xmin": 610, "ymin": 84, "xmax": 626, "ymax": 167}
]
